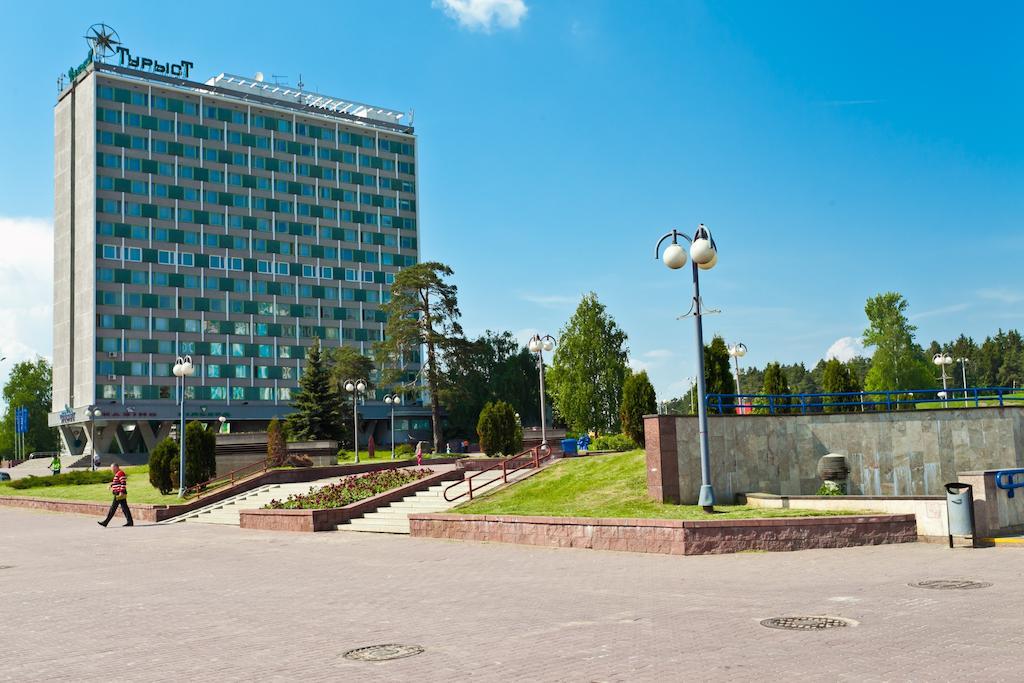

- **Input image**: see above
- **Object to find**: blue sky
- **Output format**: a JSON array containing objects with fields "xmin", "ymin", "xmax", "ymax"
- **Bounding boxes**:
[{"xmin": 1, "ymin": 0, "xmax": 1022, "ymax": 401}]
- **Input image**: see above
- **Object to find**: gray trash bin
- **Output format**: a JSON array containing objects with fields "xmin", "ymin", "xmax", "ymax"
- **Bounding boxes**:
[{"xmin": 945, "ymin": 482, "xmax": 976, "ymax": 548}]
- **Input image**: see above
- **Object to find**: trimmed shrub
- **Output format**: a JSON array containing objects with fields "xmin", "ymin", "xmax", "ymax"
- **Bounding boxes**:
[
  {"xmin": 620, "ymin": 371, "xmax": 657, "ymax": 446},
  {"xmin": 7, "ymin": 470, "xmax": 112, "ymax": 490},
  {"xmin": 591, "ymin": 433, "xmax": 636, "ymax": 452},
  {"xmin": 267, "ymin": 418, "xmax": 287, "ymax": 466},
  {"xmin": 148, "ymin": 438, "xmax": 179, "ymax": 494},
  {"xmin": 184, "ymin": 421, "xmax": 216, "ymax": 488},
  {"xmin": 395, "ymin": 443, "xmax": 415, "ymax": 457},
  {"xmin": 476, "ymin": 401, "xmax": 523, "ymax": 456}
]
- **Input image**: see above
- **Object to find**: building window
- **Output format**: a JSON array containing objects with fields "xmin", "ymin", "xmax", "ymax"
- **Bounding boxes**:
[
  {"xmin": 102, "ymin": 245, "xmax": 121, "ymax": 260},
  {"xmin": 257, "ymin": 260, "xmax": 270, "ymax": 274},
  {"xmin": 178, "ymin": 252, "xmax": 194, "ymax": 267},
  {"xmin": 362, "ymin": 271, "xmax": 374, "ymax": 283},
  {"xmin": 275, "ymin": 262, "xmax": 289, "ymax": 276},
  {"xmin": 302, "ymin": 264, "xmax": 315, "ymax": 278},
  {"xmin": 345, "ymin": 268, "xmax": 357, "ymax": 282},
  {"xmin": 158, "ymin": 250, "xmax": 174, "ymax": 265},
  {"xmin": 321, "ymin": 266, "xmax": 333, "ymax": 279}
]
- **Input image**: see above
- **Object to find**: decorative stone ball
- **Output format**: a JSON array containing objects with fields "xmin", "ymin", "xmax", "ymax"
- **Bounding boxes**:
[{"xmin": 816, "ymin": 453, "xmax": 850, "ymax": 482}]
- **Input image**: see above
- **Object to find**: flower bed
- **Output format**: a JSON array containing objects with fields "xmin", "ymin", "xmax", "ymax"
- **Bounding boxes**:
[{"xmin": 265, "ymin": 468, "xmax": 434, "ymax": 510}]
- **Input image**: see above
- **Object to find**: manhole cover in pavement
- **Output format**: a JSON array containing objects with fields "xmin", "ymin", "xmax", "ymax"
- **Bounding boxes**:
[
  {"xmin": 760, "ymin": 616, "xmax": 851, "ymax": 631},
  {"xmin": 343, "ymin": 644, "xmax": 424, "ymax": 662},
  {"xmin": 911, "ymin": 579, "xmax": 992, "ymax": 590}
]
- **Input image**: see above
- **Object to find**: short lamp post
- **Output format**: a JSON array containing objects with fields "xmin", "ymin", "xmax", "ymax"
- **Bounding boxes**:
[
  {"xmin": 655, "ymin": 224, "xmax": 720, "ymax": 512},
  {"xmin": 383, "ymin": 393, "xmax": 402, "ymax": 459},
  {"xmin": 933, "ymin": 353, "xmax": 953, "ymax": 408},
  {"xmin": 89, "ymin": 407, "xmax": 102, "ymax": 470},
  {"xmin": 344, "ymin": 379, "xmax": 368, "ymax": 462},
  {"xmin": 527, "ymin": 333, "xmax": 556, "ymax": 453},
  {"xmin": 172, "ymin": 355, "xmax": 196, "ymax": 497},
  {"xmin": 728, "ymin": 342, "xmax": 747, "ymax": 414}
]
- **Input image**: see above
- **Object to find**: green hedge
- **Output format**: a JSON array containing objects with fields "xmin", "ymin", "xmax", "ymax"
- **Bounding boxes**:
[{"xmin": 6, "ymin": 470, "xmax": 113, "ymax": 489}]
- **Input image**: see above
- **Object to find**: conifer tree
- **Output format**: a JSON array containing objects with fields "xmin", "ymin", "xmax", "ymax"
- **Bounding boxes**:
[{"xmin": 288, "ymin": 339, "xmax": 343, "ymax": 441}]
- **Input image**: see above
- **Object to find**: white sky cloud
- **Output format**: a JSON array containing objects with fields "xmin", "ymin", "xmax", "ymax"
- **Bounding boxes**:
[
  {"xmin": 433, "ymin": 0, "xmax": 528, "ymax": 32},
  {"xmin": 519, "ymin": 293, "xmax": 577, "ymax": 309},
  {"xmin": 910, "ymin": 303, "xmax": 969, "ymax": 320},
  {"xmin": 825, "ymin": 336, "xmax": 865, "ymax": 362},
  {"xmin": 977, "ymin": 288, "xmax": 1024, "ymax": 305},
  {"xmin": 0, "ymin": 217, "xmax": 53, "ymax": 390},
  {"xmin": 643, "ymin": 349, "xmax": 673, "ymax": 360}
]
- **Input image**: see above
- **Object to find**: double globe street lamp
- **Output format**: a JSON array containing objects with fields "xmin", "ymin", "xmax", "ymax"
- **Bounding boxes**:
[
  {"xmin": 655, "ymin": 224, "xmax": 720, "ymax": 512},
  {"xmin": 344, "ymin": 379, "xmax": 368, "ymax": 462},
  {"xmin": 934, "ymin": 353, "xmax": 953, "ymax": 408},
  {"xmin": 172, "ymin": 355, "xmax": 196, "ymax": 497},
  {"xmin": 527, "ymin": 333, "xmax": 556, "ymax": 453},
  {"xmin": 383, "ymin": 393, "xmax": 402, "ymax": 459},
  {"xmin": 728, "ymin": 342, "xmax": 747, "ymax": 414}
]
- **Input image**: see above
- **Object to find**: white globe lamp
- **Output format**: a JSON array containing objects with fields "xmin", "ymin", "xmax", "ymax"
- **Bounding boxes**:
[
  {"xmin": 690, "ymin": 238, "xmax": 716, "ymax": 265},
  {"xmin": 662, "ymin": 243, "xmax": 687, "ymax": 269},
  {"xmin": 697, "ymin": 250, "xmax": 718, "ymax": 270}
]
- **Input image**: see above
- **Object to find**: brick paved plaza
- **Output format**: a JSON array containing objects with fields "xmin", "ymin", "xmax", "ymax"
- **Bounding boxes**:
[{"xmin": 2, "ymin": 508, "xmax": 1021, "ymax": 681}]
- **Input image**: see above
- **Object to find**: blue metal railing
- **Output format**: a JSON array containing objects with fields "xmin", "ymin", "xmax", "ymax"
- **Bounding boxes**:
[
  {"xmin": 705, "ymin": 387, "xmax": 1024, "ymax": 415},
  {"xmin": 994, "ymin": 469, "xmax": 1024, "ymax": 499}
]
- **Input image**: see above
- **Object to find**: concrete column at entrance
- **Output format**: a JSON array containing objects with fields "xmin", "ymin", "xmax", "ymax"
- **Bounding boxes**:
[{"xmin": 58, "ymin": 424, "xmax": 88, "ymax": 457}]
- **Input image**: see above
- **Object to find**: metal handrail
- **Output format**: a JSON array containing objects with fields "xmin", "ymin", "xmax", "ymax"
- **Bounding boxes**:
[
  {"xmin": 184, "ymin": 458, "xmax": 272, "ymax": 500},
  {"xmin": 994, "ymin": 469, "xmax": 1024, "ymax": 499},
  {"xmin": 705, "ymin": 386, "xmax": 1024, "ymax": 415},
  {"xmin": 443, "ymin": 446, "xmax": 550, "ymax": 503}
]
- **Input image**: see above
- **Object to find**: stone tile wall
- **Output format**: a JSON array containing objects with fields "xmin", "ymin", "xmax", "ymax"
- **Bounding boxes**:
[
  {"xmin": 645, "ymin": 408, "xmax": 1024, "ymax": 504},
  {"xmin": 409, "ymin": 513, "xmax": 916, "ymax": 555}
]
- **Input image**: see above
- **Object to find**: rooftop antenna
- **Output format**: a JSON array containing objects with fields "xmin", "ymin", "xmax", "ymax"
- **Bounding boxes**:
[
  {"xmin": 408, "ymin": 108, "xmax": 415, "ymax": 125},
  {"xmin": 271, "ymin": 74, "xmax": 288, "ymax": 85},
  {"xmin": 297, "ymin": 73, "xmax": 305, "ymax": 90}
]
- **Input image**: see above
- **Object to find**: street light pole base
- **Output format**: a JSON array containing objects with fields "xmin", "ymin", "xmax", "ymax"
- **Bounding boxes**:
[{"xmin": 698, "ymin": 484, "xmax": 716, "ymax": 508}]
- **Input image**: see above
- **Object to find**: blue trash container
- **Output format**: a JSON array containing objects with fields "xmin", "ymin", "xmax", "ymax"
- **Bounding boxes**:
[{"xmin": 561, "ymin": 438, "xmax": 578, "ymax": 456}]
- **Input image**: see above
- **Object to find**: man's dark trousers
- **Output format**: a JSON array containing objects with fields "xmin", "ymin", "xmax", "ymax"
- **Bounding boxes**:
[{"xmin": 100, "ymin": 497, "xmax": 134, "ymax": 526}]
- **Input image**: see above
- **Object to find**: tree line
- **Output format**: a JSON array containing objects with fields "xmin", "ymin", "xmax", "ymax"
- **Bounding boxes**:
[{"xmin": 667, "ymin": 291, "xmax": 1024, "ymax": 414}]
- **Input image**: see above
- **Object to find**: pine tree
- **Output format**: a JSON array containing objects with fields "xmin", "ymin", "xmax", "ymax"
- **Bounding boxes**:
[
  {"xmin": 287, "ymin": 339, "xmax": 343, "ymax": 441},
  {"xmin": 620, "ymin": 371, "xmax": 657, "ymax": 446},
  {"xmin": 376, "ymin": 262, "xmax": 463, "ymax": 454}
]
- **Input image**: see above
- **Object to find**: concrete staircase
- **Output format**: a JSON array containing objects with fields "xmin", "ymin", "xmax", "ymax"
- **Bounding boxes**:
[
  {"xmin": 340, "ymin": 467, "xmax": 535, "ymax": 535},
  {"xmin": 166, "ymin": 477, "xmax": 345, "ymax": 526}
]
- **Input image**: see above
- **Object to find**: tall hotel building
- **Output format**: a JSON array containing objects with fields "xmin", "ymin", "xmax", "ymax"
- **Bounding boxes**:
[{"xmin": 50, "ymin": 36, "xmax": 425, "ymax": 460}]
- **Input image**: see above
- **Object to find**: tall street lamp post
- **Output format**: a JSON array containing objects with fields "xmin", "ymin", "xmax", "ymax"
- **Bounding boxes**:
[
  {"xmin": 383, "ymin": 393, "xmax": 402, "ymax": 459},
  {"xmin": 655, "ymin": 224, "xmax": 720, "ymax": 512},
  {"xmin": 344, "ymin": 379, "xmax": 367, "ymax": 462},
  {"xmin": 172, "ymin": 355, "xmax": 195, "ymax": 497},
  {"xmin": 933, "ymin": 353, "xmax": 953, "ymax": 408},
  {"xmin": 527, "ymin": 334, "xmax": 556, "ymax": 453},
  {"xmin": 728, "ymin": 342, "xmax": 747, "ymax": 414},
  {"xmin": 956, "ymin": 357, "xmax": 970, "ymax": 408},
  {"xmin": 686, "ymin": 376, "xmax": 696, "ymax": 414}
]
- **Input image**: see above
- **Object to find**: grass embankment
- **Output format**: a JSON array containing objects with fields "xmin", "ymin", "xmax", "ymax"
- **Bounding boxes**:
[
  {"xmin": 0, "ymin": 466, "xmax": 184, "ymax": 505},
  {"xmin": 337, "ymin": 451, "xmax": 449, "ymax": 464},
  {"xmin": 457, "ymin": 450, "xmax": 860, "ymax": 520}
]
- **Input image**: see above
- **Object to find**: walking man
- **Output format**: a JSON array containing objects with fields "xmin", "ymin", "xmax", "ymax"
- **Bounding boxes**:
[
  {"xmin": 98, "ymin": 463, "xmax": 133, "ymax": 527},
  {"xmin": 49, "ymin": 454, "xmax": 62, "ymax": 476}
]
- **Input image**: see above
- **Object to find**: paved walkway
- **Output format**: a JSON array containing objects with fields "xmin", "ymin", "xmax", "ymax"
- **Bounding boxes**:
[{"xmin": 1, "ymin": 507, "xmax": 1021, "ymax": 681}]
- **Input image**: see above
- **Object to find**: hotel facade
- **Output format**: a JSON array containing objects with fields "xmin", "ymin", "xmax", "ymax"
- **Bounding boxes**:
[{"xmin": 50, "ymin": 35, "xmax": 429, "ymax": 460}]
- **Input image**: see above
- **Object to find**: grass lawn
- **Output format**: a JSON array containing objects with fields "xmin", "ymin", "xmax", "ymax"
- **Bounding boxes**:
[
  {"xmin": 0, "ymin": 466, "xmax": 184, "ymax": 506},
  {"xmin": 456, "ymin": 450, "xmax": 862, "ymax": 520}
]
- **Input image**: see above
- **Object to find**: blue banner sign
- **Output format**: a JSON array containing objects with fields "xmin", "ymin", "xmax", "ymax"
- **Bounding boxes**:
[{"xmin": 15, "ymin": 407, "xmax": 29, "ymax": 434}]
